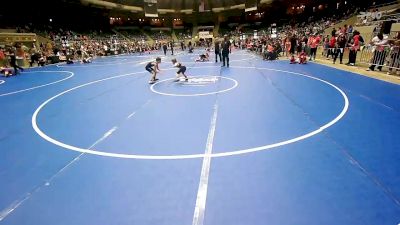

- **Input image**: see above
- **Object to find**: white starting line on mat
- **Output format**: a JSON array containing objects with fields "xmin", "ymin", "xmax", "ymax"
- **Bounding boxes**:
[
  {"xmin": 0, "ymin": 120, "xmax": 124, "ymax": 222},
  {"xmin": 192, "ymin": 101, "xmax": 218, "ymax": 225}
]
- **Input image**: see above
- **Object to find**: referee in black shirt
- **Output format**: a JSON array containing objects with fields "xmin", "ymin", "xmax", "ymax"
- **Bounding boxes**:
[
  {"xmin": 214, "ymin": 40, "xmax": 221, "ymax": 63},
  {"xmin": 221, "ymin": 35, "xmax": 231, "ymax": 67},
  {"xmin": 10, "ymin": 52, "xmax": 24, "ymax": 74}
]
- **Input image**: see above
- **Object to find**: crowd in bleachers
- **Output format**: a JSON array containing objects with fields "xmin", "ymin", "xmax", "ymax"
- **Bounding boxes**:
[
  {"xmin": 118, "ymin": 30, "xmax": 147, "ymax": 41},
  {"xmin": 146, "ymin": 30, "xmax": 172, "ymax": 41},
  {"xmin": 175, "ymin": 29, "xmax": 192, "ymax": 41},
  {"xmin": 0, "ymin": 26, "xmax": 170, "ymax": 76},
  {"xmin": 219, "ymin": 27, "xmax": 241, "ymax": 38},
  {"xmin": 218, "ymin": 2, "xmax": 399, "ymax": 74},
  {"xmin": 236, "ymin": 15, "xmax": 343, "ymax": 62}
]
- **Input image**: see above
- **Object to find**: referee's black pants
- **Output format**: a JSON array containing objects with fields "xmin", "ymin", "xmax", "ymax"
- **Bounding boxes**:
[
  {"xmin": 222, "ymin": 52, "xmax": 229, "ymax": 67},
  {"xmin": 215, "ymin": 52, "xmax": 221, "ymax": 62}
]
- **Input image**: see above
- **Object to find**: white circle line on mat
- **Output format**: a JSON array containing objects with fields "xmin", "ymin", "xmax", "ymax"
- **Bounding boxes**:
[
  {"xmin": 91, "ymin": 58, "xmax": 128, "ymax": 64},
  {"xmin": 56, "ymin": 52, "xmax": 186, "ymax": 68},
  {"xmin": 32, "ymin": 66, "xmax": 349, "ymax": 160},
  {"xmin": 56, "ymin": 58, "xmax": 146, "ymax": 68},
  {"xmin": 0, "ymin": 71, "xmax": 74, "ymax": 97},
  {"xmin": 150, "ymin": 76, "xmax": 238, "ymax": 97}
]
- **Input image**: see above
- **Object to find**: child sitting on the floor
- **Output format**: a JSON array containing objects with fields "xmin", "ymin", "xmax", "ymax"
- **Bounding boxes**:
[
  {"xmin": 196, "ymin": 52, "xmax": 209, "ymax": 62},
  {"xmin": 0, "ymin": 67, "xmax": 14, "ymax": 77},
  {"xmin": 298, "ymin": 50, "xmax": 307, "ymax": 64},
  {"xmin": 289, "ymin": 51, "xmax": 307, "ymax": 64},
  {"xmin": 82, "ymin": 56, "xmax": 92, "ymax": 64},
  {"xmin": 66, "ymin": 57, "xmax": 74, "ymax": 64},
  {"xmin": 290, "ymin": 55, "xmax": 297, "ymax": 64}
]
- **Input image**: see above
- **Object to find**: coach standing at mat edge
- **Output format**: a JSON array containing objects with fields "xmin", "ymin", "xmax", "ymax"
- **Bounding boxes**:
[{"xmin": 222, "ymin": 35, "xmax": 231, "ymax": 67}]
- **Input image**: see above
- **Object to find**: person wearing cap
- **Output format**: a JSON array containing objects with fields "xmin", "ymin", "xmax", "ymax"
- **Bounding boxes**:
[{"xmin": 221, "ymin": 35, "xmax": 231, "ymax": 67}]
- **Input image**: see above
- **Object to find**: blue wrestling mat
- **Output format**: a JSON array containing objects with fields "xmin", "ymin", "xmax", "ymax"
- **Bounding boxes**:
[{"xmin": 0, "ymin": 49, "xmax": 399, "ymax": 225}]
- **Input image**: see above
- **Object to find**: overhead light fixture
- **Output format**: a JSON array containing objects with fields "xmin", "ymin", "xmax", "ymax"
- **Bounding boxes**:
[
  {"xmin": 230, "ymin": 4, "xmax": 245, "ymax": 9},
  {"xmin": 212, "ymin": 7, "xmax": 224, "ymax": 12},
  {"xmin": 158, "ymin": 9, "xmax": 175, "ymax": 13},
  {"xmin": 180, "ymin": 9, "xmax": 193, "ymax": 13}
]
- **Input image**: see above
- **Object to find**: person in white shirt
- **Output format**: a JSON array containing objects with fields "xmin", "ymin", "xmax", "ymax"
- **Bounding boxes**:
[
  {"xmin": 368, "ymin": 33, "xmax": 389, "ymax": 71},
  {"xmin": 362, "ymin": 17, "xmax": 368, "ymax": 25}
]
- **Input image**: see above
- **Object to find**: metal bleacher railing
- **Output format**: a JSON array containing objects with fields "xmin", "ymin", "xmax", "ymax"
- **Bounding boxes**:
[
  {"xmin": 322, "ymin": 42, "xmax": 400, "ymax": 73},
  {"xmin": 359, "ymin": 44, "xmax": 400, "ymax": 71}
]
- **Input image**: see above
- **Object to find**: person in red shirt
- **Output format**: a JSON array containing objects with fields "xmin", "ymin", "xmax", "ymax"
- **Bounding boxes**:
[
  {"xmin": 299, "ymin": 50, "xmax": 307, "ymax": 64},
  {"xmin": 290, "ymin": 54, "xmax": 296, "ymax": 64},
  {"xmin": 285, "ymin": 37, "xmax": 291, "ymax": 57},
  {"xmin": 0, "ymin": 48, "xmax": 4, "ymax": 58},
  {"xmin": 334, "ymin": 33, "xmax": 347, "ymax": 64},
  {"xmin": 326, "ymin": 34, "xmax": 337, "ymax": 59},
  {"xmin": 346, "ymin": 31, "xmax": 360, "ymax": 66},
  {"xmin": 309, "ymin": 34, "xmax": 320, "ymax": 61},
  {"xmin": 0, "ymin": 48, "xmax": 5, "ymax": 66}
]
